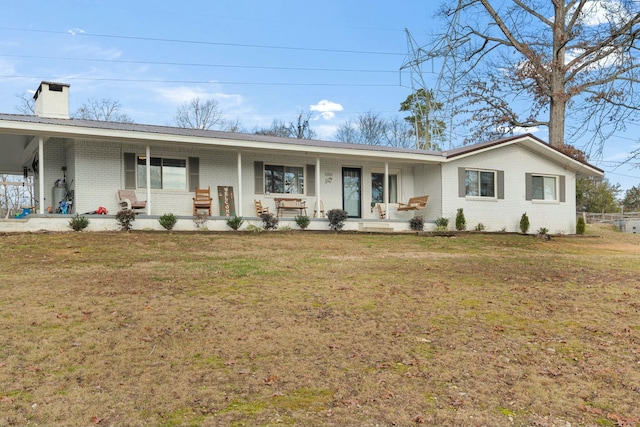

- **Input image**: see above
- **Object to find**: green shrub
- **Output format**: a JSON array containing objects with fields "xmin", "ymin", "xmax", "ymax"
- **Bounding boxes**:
[
  {"xmin": 295, "ymin": 215, "xmax": 311, "ymax": 230},
  {"xmin": 435, "ymin": 217, "xmax": 449, "ymax": 231},
  {"xmin": 519, "ymin": 213, "xmax": 530, "ymax": 234},
  {"xmin": 158, "ymin": 213, "xmax": 178, "ymax": 230},
  {"xmin": 327, "ymin": 209, "xmax": 348, "ymax": 231},
  {"xmin": 260, "ymin": 212, "xmax": 279, "ymax": 230},
  {"xmin": 226, "ymin": 215, "xmax": 244, "ymax": 231},
  {"xmin": 576, "ymin": 216, "xmax": 586, "ymax": 235},
  {"xmin": 537, "ymin": 227, "xmax": 549, "ymax": 235},
  {"xmin": 115, "ymin": 209, "xmax": 136, "ymax": 232},
  {"xmin": 474, "ymin": 223, "xmax": 486, "ymax": 232},
  {"xmin": 68, "ymin": 214, "xmax": 89, "ymax": 231},
  {"xmin": 409, "ymin": 216, "xmax": 424, "ymax": 231},
  {"xmin": 455, "ymin": 208, "xmax": 466, "ymax": 231}
]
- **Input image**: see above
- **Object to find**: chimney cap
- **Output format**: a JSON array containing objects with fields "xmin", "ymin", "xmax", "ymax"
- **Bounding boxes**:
[{"xmin": 33, "ymin": 81, "xmax": 71, "ymax": 100}]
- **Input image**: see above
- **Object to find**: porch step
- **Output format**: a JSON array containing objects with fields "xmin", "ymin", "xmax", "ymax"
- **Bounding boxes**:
[{"xmin": 358, "ymin": 222, "xmax": 394, "ymax": 232}]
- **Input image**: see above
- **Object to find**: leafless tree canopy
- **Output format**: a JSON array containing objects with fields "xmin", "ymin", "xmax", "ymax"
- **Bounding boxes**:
[
  {"xmin": 72, "ymin": 98, "xmax": 134, "ymax": 123},
  {"xmin": 434, "ymin": 0, "xmax": 640, "ymax": 151},
  {"xmin": 254, "ymin": 111, "xmax": 316, "ymax": 139},
  {"xmin": 335, "ymin": 111, "xmax": 415, "ymax": 148},
  {"xmin": 14, "ymin": 93, "xmax": 35, "ymax": 114},
  {"xmin": 174, "ymin": 98, "xmax": 225, "ymax": 130}
]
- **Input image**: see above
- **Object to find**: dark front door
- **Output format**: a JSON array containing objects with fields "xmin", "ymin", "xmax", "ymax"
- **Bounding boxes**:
[{"xmin": 342, "ymin": 167, "xmax": 361, "ymax": 218}]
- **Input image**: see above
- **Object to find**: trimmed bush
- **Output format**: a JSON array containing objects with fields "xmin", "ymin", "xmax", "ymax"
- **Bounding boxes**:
[
  {"xmin": 295, "ymin": 215, "xmax": 311, "ymax": 230},
  {"xmin": 260, "ymin": 212, "xmax": 279, "ymax": 230},
  {"xmin": 519, "ymin": 213, "xmax": 530, "ymax": 234},
  {"xmin": 158, "ymin": 213, "xmax": 178, "ymax": 230},
  {"xmin": 409, "ymin": 216, "xmax": 424, "ymax": 231},
  {"xmin": 115, "ymin": 209, "xmax": 136, "ymax": 232},
  {"xmin": 474, "ymin": 223, "xmax": 486, "ymax": 232},
  {"xmin": 576, "ymin": 216, "xmax": 586, "ymax": 235},
  {"xmin": 68, "ymin": 214, "xmax": 89, "ymax": 231},
  {"xmin": 455, "ymin": 208, "xmax": 466, "ymax": 231},
  {"xmin": 226, "ymin": 215, "xmax": 244, "ymax": 231},
  {"xmin": 327, "ymin": 209, "xmax": 348, "ymax": 231}
]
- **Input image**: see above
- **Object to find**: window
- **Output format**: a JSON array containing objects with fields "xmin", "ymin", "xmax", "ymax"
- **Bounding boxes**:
[
  {"xmin": 371, "ymin": 172, "xmax": 398, "ymax": 204},
  {"xmin": 465, "ymin": 169, "xmax": 496, "ymax": 197},
  {"xmin": 531, "ymin": 175, "xmax": 557, "ymax": 200},
  {"xmin": 264, "ymin": 164, "xmax": 304, "ymax": 194},
  {"xmin": 137, "ymin": 156, "xmax": 187, "ymax": 190}
]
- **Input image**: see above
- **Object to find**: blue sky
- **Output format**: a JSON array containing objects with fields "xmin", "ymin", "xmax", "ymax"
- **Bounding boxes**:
[{"xmin": 1, "ymin": 0, "xmax": 638, "ymax": 191}]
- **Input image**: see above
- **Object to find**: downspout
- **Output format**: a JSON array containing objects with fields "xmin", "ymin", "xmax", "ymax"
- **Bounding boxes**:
[
  {"xmin": 38, "ymin": 136, "xmax": 44, "ymax": 214},
  {"xmin": 145, "ymin": 145, "xmax": 151, "ymax": 214},
  {"xmin": 237, "ymin": 151, "xmax": 243, "ymax": 217}
]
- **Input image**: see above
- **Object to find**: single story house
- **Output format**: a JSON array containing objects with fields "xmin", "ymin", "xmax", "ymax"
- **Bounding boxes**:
[{"xmin": 0, "ymin": 81, "xmax": 603, "ymax": 233}]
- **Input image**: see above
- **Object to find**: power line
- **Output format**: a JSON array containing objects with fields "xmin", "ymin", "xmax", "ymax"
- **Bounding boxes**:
[
  {"xmin": 0, "ymin": 75, "xmax": 399, "ymax": 88},
  {"xmin": 0, "ymin": 53, "xmax": 397, "ymax": 74},
  {"xmin": 0, "ymin": 26, "xmax": 405, "ymax": 57}
]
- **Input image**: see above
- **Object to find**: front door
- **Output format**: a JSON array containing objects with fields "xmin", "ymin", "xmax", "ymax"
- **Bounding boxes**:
[{"xmin": 342, "ymin": 167, "xmax": 361, "ymax": 218}]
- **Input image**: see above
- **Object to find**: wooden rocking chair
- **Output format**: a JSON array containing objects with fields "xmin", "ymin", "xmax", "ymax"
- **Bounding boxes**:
[
  {"xmin": 254, "ymin": 199, "xmax": 270, "ymax": 216},
  {"xmin": 193, "ymin": 187, "xmax": 213, "ymax": 216}
]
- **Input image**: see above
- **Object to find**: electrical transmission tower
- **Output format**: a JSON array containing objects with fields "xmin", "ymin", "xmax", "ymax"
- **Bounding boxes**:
[{"xmin": 400, "ymin": 0, "xmax": 465, "ymax": 150}]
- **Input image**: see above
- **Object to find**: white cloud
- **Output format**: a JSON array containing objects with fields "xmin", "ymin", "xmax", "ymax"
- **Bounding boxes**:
[
  {"xmin": 573, "ymin": 0, "xmax": 630, "ymax": 26},
  {"xmin": 310, "ymin": 99, "xmax": 343, "ymax": 120},
  {"xmin": 152, "ymin": 85, "xmax": 246, "ymax": 115},
  {"xmin": 68, "ymin": 28, "xmax": 86, "ymax": 36}
]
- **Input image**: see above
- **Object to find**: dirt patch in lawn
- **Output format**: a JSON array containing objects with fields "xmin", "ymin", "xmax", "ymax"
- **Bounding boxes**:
[{"xmin": 1, "ymin": 225, "xmax": 639, "ymax": 426}]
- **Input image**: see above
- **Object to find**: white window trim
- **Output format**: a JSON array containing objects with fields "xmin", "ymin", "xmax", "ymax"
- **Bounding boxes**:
[
  {"xmin": 531, "ymin": 174, "xmax": 559, "ymax": 203},
  {"xmin": 136, "ymin": 155, "xmax": 189, "ymax": 191},
  {"xmin": 371, "ymin": 168, "xmax": 401, "ymax": 204}
]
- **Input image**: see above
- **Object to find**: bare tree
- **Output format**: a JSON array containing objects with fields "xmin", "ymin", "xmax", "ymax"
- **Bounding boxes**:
[
  {"xmin": 335, "ymin": 112, "xmax": 414, "ymax": 148},
  {"xmin": 174, "ymin": 98, "xmax": 225, "ymax": 130},
  {"xmin": 432, "ymin": 0, "xmax": 640, "ymax": 151},
  {"xmin": 1, "ymin": 174, "xmax": 33, "ymax": 219},
  {"xmin": 15, "ymin": 92, "xmax": 35, "ymax": 114},
  {"xmin": 254, "ymin": 111, "xmax": 316, "ymax": 139},
  {"xmin": 72, "ymin": 98, "xmax": 134, "ymax": 123}
]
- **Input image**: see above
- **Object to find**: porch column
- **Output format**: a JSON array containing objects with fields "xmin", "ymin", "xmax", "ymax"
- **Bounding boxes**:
[
  {"xmin": 237, "ymin": 151, "xmax": 243, "ymax": 217},
  {"xmin": 38, "ymin": 136, "xmax": 44, "ymax": 214},
  {"xmin": 145, "ymin": 145, "xmax": 151, "ymax": 214},
  {"xmin": 384, "ymin": 162, "xmax": 389, "ymax": 219},
  {"xmin": 316, "ymin": 157, "xmax": 321, "ymax": 217}
]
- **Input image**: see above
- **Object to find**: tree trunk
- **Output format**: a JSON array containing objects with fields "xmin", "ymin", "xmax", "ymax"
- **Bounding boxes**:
[{"xmin": 548, "ymin": 2, "xmax": 567, "ymax": 148}]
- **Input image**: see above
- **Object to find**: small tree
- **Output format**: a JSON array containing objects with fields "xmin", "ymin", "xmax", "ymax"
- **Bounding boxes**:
[
  {"xmin": 519, "ymin": 213, "xmax": 530, "ymax": 234},
  {"xmin": 455, "ymin": 208, "xmax": 466, "ymax": 231},
  {"xmin": 327, "ymin": 209, "xmax": 348, "ymax": 231},
  {"xmin": 435, "ymin": 217, "xmax": 449, "ymax": 231},
  {"xmin": 68, "ymin": 214, "xmax": 89, "ymax": 231}
]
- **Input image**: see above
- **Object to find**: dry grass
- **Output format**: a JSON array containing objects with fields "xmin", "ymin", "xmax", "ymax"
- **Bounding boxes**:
[{"xmin": 1, "ymin": 225, "xmax": 639, "ymax": 427}]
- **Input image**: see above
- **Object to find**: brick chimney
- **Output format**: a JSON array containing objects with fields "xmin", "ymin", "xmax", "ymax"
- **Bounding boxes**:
[{"xmin": 33, "ymin": 81, "xmax": 70, "ymax": 119}]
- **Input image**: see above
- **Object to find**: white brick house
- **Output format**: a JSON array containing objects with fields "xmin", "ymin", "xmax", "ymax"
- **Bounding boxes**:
[{"xmin": 0, "ymin": 81, "xmax": 603, "ymax": 233}]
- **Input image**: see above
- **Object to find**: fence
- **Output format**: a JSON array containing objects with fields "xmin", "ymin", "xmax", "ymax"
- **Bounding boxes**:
[{"xmin": 580, "ymin": 211, "xmax": 640, "ymax": 223}]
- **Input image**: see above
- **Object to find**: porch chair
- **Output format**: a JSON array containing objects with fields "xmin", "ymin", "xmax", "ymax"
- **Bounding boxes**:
[
  {"xmin": 254, "ymin": 199, "xmax": 270, "ymax": 216},
  {"xmin": 313, "ymin": 200, "xmax": 325, "ymax": 218},
  {"xmin": 376, "ymin": 203, "xmax": 386, "ymax": 219},
  {"xmin": 193, "ymin": 186, "xmax": 213, "ymax": 216},
  {"xmin": 117, "ymin": 189, "xmax": 147, "ymax": 212}
]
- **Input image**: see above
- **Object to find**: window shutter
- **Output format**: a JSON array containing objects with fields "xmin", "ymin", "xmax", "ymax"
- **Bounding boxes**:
[
  {"xmin": 254, "ymin": 161, "xmax": 264, "ymax": 194},
  {"xmin": 306, "ymin": 164, "xmax": 316, "ymax": 196},
  {"xmin": 188, "ymin": 157, "xmax": 199, "ymax": 191},
  {"xmin": 525, "ymin": 173, "xmax": 532, "ymax": 200},
  {"xmin": 458, "ymin": 168, "xmax": 466, "ymax": 197},
  {"xmin": 559, "ymin": 175, "xmax": 566, "ymax": 202},
  {"xmin": 497, "ymin": 170, "xmax": 505, "ymax": 199},
  {"xmin": 124, "ymin": 152, "xmax": 136, "ymax": 189}
]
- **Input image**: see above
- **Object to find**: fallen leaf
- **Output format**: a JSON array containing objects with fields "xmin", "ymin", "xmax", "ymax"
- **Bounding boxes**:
[
  {"xmin": 91, "ymin": 416, "xmax": 104, "ymax": 424},
  {"xmin": 1, "ymin": 395, "xmax": 15, "ymax": 403},
  {"xmin": 263, "ymin": 375, "xmax": 277, "ymax": 385}
]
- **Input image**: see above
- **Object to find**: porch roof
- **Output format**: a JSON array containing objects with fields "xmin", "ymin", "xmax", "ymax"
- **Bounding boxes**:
[{"xmin": 0, "ymin": 114, "xmax": 445, "ymax": 174}]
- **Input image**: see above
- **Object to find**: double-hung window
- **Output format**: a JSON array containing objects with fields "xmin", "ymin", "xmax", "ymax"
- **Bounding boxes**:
[
  {"xmin": 531, "ymin": 175, "xmax": 557, "ymax": 201},
  {"xmin": 465, "ymin": 169, "xmax": 496, "ymax": 197},
  {"xmin": 264, "ymin": 164, "xmax": 304, "ymax": 194},
  {"xmin": 137, "ymin": 156, "xmax": 187, "ymax": 190},
  {"xmin": 371, "ymin": 172, "xmax": 398, "ymax": 204}
]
